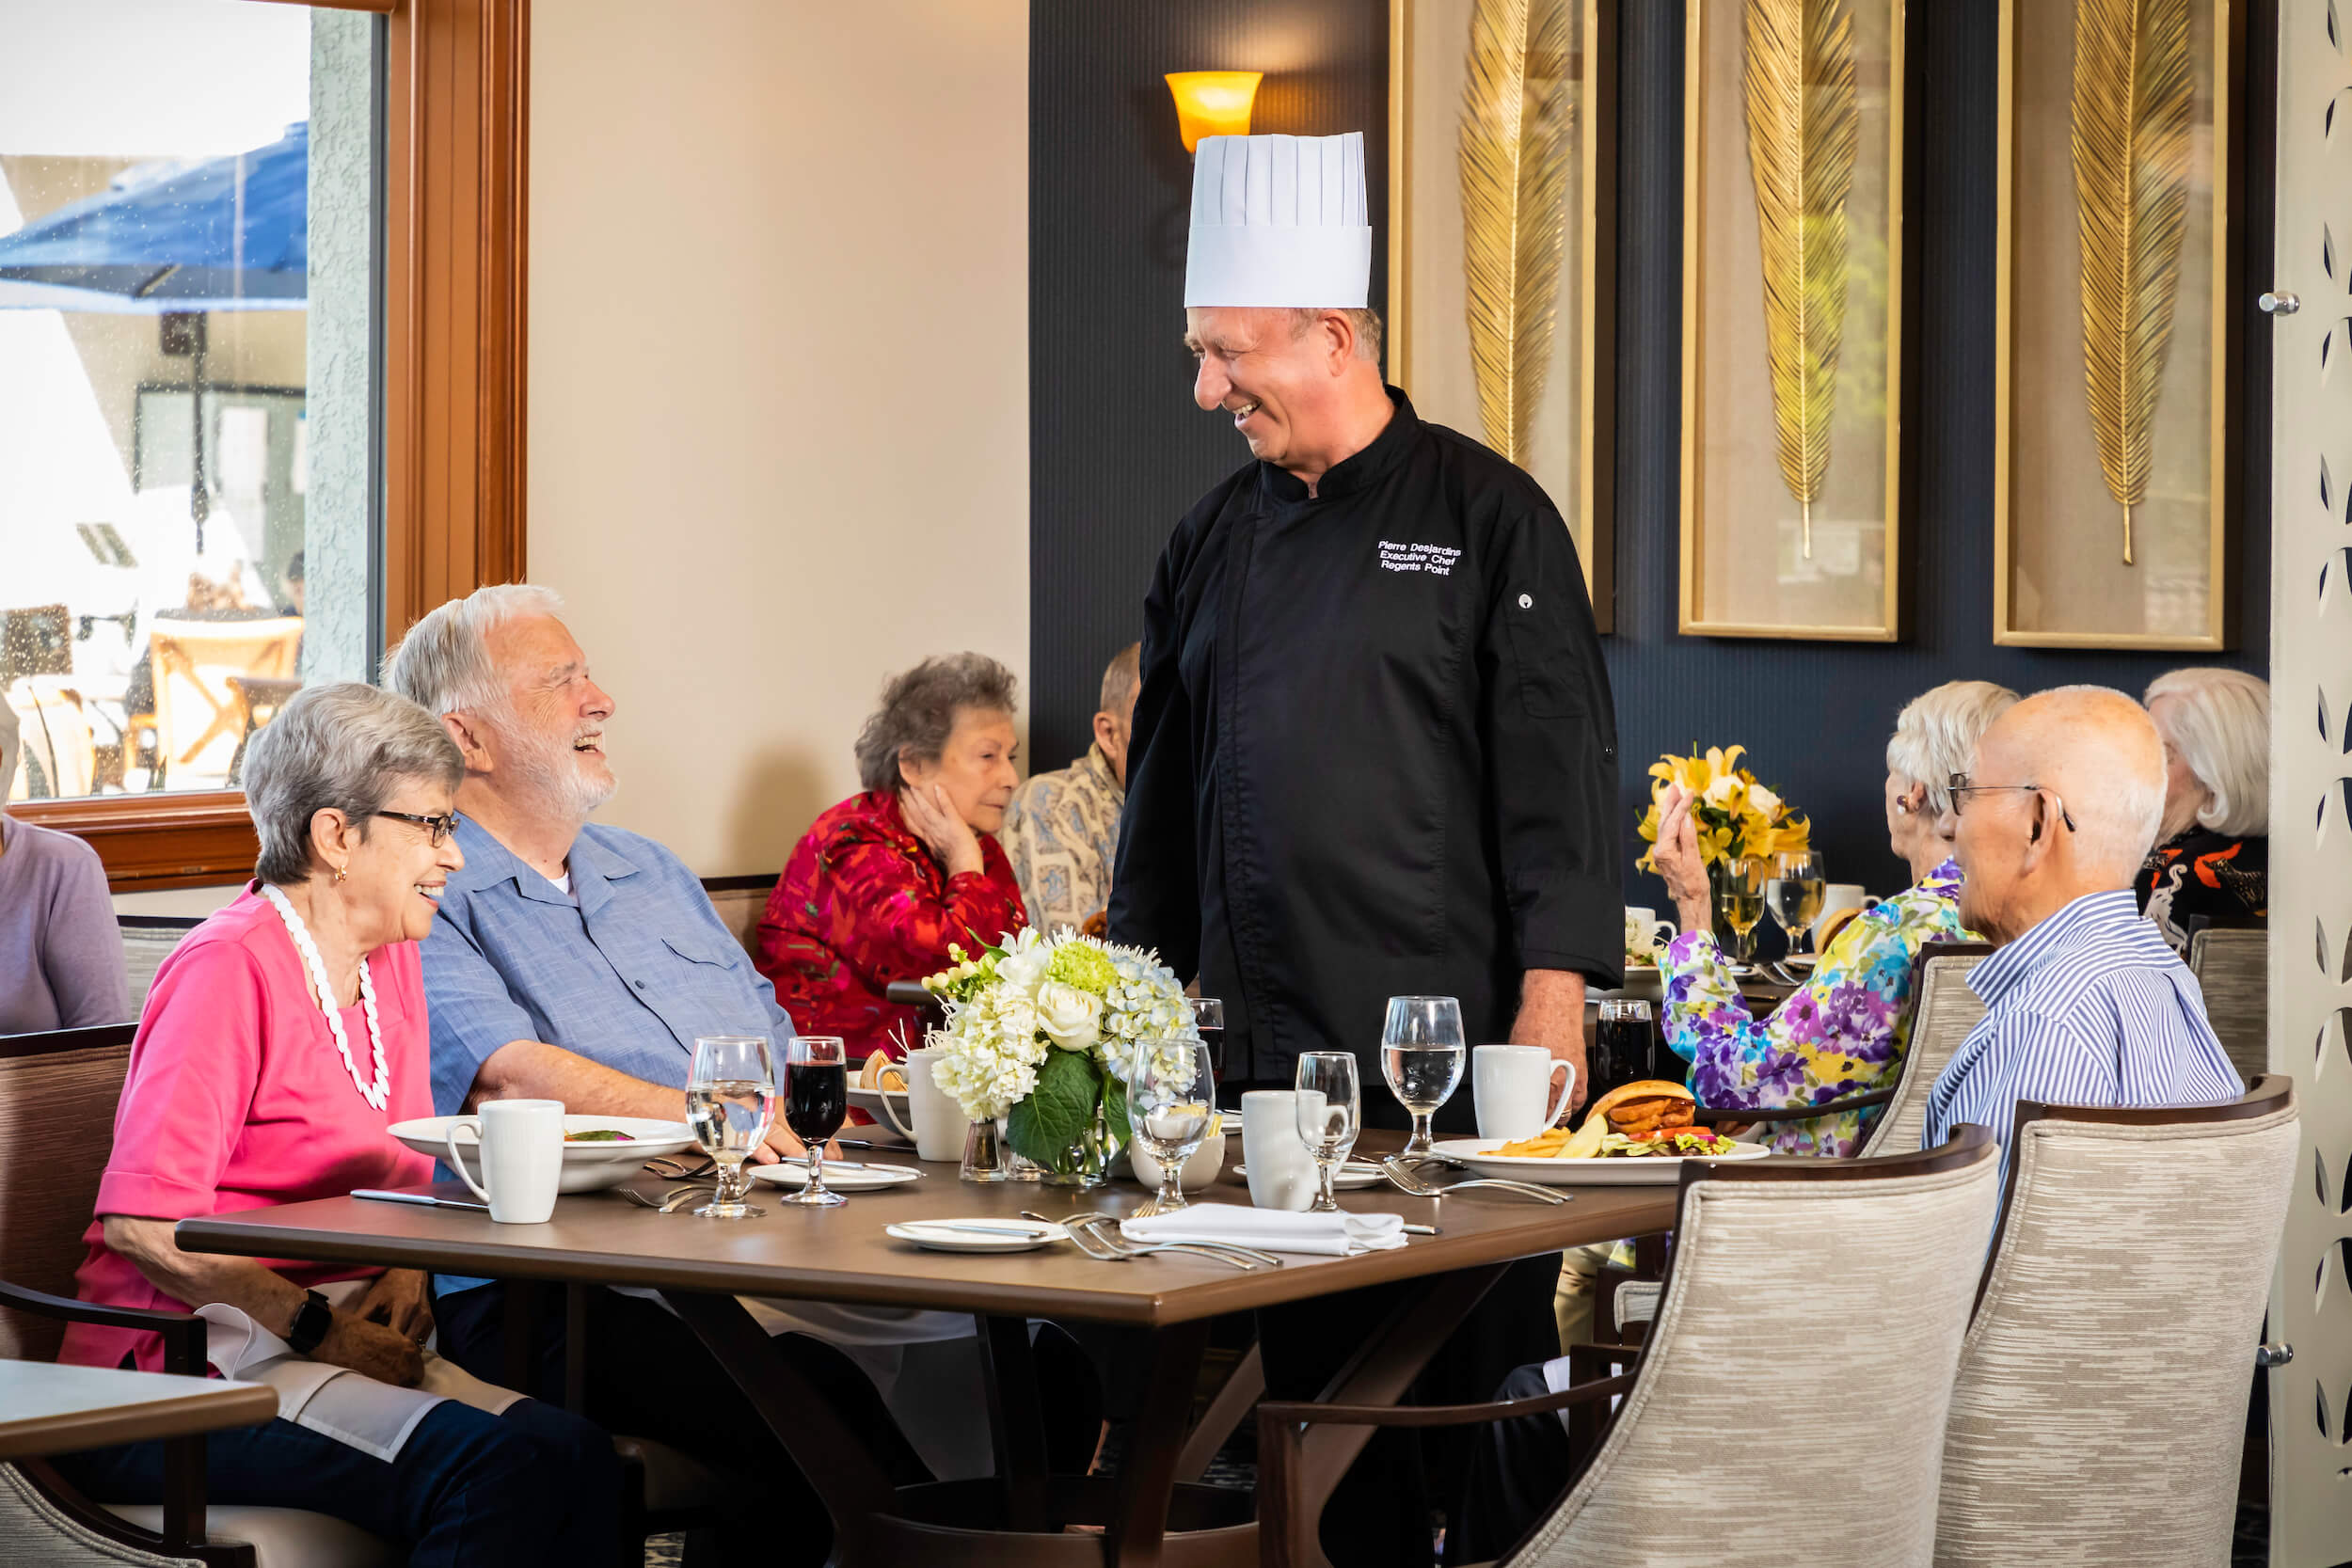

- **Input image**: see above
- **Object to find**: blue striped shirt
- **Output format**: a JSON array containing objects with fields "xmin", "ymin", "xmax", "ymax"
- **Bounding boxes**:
[{"xmin": 1924, "ymin": 890, "xmax": 2243, "ymax": 1168}]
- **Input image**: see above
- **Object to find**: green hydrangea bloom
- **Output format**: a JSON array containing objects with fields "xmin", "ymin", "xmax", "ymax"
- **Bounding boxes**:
[{"xmin": 1046, "ymin": 941, "xmax": 1118, "ymax": 997}]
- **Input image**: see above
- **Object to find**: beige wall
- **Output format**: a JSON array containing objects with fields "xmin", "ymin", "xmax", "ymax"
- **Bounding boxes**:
[{"xmin": 526, "ymin": 0, "xmax": 1031, "ymax": 878}]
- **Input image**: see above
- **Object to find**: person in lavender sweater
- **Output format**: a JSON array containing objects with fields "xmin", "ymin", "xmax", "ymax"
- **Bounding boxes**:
[{"xmin": 0, "ymin": 701, "xmax": 131, "ymax": 1033}]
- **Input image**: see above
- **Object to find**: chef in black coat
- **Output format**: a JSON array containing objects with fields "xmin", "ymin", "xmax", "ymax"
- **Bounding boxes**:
[
  {"xmin": 1111, "ymin": 130, "xmax": 1623, "ymax": 1120},
  {"xmin": 1107, "ymin": 131, "xmax": 1624, "ymax": 1567}
]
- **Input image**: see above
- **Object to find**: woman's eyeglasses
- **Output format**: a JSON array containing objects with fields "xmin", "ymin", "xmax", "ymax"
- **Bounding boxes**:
[
  {"xmin": 1945, "ymin": 774, "xmax": 2077, "ymax": 833},
  {"xmin": 376, "ymin": 810, "xmax": 459, "ymax": 847}
]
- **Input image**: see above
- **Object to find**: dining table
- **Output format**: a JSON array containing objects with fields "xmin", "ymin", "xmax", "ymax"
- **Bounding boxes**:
[
  {"xmin": 0, "ymin": 1360, "xmax": 277, "ymax": 1462},
  {"xmin": 176, "ymin": 1129, "xmax": 1678, "ymax": 1568}
]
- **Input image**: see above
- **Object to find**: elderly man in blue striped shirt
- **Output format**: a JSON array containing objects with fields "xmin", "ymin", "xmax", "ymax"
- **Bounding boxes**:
[{"xmin": 1926, "ymin": 686, "xmax": 2243, "ymax": 1165}]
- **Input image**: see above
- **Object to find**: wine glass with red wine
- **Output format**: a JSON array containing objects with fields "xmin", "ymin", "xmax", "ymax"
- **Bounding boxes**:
[{"xmin": 780, "ymin": 1035, "xmax": 849, "ymax": 1208}]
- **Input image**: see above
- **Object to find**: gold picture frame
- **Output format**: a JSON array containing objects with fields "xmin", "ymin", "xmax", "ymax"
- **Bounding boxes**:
[
  {"xmin": 1992, "ymin": 0, "xmax": 2239, "ymax": 649},
  {"xmin": 1679, "ymin": 0, "xmax": 1909, "ymax": 641},
  {"xmin": 1387, "ymin": 0, "xmax": 1618, "ymax": 630}
]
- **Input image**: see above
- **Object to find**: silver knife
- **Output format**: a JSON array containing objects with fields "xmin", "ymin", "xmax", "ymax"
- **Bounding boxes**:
[
  {"xmin": 923, "ymin": 1222, "xmax": 1056, "ymax": 1239},
  {"xmin": 354, "ymin": 1188, "xmax": 488, "ymax": 1212}
]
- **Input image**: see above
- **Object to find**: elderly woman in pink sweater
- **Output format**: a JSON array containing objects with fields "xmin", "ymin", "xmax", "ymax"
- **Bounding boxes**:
[{"xmin": 55, "ymin": 683, "xmax": 615, "ymax": 1567}]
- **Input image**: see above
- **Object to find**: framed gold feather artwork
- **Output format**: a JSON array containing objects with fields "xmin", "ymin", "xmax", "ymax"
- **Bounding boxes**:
[
  {"xmin": 1388, "ymin": 0, "xmax": 1617, "ymax": 629},
  {"xmin": 1994, "ymin": 0, "xmax": 2240, "ymax": 648},
  {"xmin": 1679, "ymin": 0, "xmax": 1910, "ymax": 641}
]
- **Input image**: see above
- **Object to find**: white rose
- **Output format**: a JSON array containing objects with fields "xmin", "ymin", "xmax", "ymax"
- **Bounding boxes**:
[
  {"xmin": 996, "ymin": 939, "xmax": 1051, "ymax": 999},
  {"xmin": 1748, "ymin": 784, "xmax": 1782, "ymax": 817},
  {"xmin": 1703, "ymin": 772, "xmax": 1742, "ymax": 806},
  {"xmin": 1037, "ymin": 981, "xmax": 1103, "ymax": 1052}
]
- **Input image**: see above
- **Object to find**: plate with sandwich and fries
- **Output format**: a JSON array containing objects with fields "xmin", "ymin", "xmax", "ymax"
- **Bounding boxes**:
[{"xmin": 1429, "ymin": 1080, "xmax": 1769, "ymax": 1185}]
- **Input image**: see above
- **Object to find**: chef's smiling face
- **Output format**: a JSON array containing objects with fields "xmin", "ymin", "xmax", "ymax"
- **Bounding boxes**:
[{"xmin": 1186, "ymin": 307, "xmax": 1335, "ymax": 468}]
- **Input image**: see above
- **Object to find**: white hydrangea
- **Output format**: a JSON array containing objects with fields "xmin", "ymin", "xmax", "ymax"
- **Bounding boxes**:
[
  {"xmin": 930, "ymin": 980, "xmax": 1050, "ymax": 1120},
  {"xmin": 1098, "ymin": 949, "xmax": 1202, "ymax": 1085}
]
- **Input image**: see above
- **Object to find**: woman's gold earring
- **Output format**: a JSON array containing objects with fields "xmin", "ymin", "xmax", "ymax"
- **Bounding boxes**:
[{"xmin": 333, "ymin": 864, "xmax": 348, "ymax": 884}]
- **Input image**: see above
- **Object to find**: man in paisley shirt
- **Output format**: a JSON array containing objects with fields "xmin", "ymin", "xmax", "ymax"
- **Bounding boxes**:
[{"xmin": 999, "ymin": 642, "xmax": 1137, "ymax": 933}]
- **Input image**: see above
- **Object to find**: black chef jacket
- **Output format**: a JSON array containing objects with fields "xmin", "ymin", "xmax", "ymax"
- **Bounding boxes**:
[{"xmin": 1109, "ymin": 388, "xmax": 1623, "ymax": 1093}]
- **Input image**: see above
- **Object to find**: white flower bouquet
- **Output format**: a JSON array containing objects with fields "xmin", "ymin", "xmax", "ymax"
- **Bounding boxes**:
[{"xmin": 922, "ymin": 927, "xmax": 1200, "ymax": 1180}]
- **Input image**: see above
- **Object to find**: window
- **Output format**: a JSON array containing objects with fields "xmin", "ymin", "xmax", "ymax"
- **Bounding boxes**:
[
  {"xmin": 1, "ymin": 0, "xmax": 381, "ymax": 802},
  {"xmin": 3, "ymin": 0, "xmax": 529, "ymax": 888}
]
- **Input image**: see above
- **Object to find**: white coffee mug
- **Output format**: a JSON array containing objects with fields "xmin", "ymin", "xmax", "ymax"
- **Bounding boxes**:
[
  {"xmin": 877, "ymin": 1045, "xmax": 968, "ymax": 1163},
  {"xmin": 1240, "ymin": 1090, "xmax": 1315, "ymax": 1212},
  {"xmin": 1815, "ymin": 884, "xmax": 1867, "ymax": 943},
  {"xmin": 445, "ymin": 1099, "xmax": 564, "ymax": 1224},
  {"xmin": 1130, "ymin": 1113, "xmax": 1228, "ymax": 1192},
  {"xmin": 1472, "ymin": 1045, "xmax": 1576, "ymax": 1141},
  {"xmin": 1624, "ymin": 906, "xmax": 1674, "ymax": 958}
]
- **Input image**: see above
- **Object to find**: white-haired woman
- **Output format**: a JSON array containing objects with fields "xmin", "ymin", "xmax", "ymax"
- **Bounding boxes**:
[
  {"xmin": 56, "ymin": 683, "xmax": 616, "ymax": 1565},
  {"xmin": 1646, "ymin": 680, "xmax": 2018, "ymax": 1155},
  {"xmin": 2137, "ymin": 667, "xmax": 2268, "ymax": 952}
]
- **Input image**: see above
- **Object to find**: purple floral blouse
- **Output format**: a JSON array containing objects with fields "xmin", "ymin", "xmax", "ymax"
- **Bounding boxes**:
[{"xmin": 1661, "ymin": 858, "xmax": 1970, "ymax": 1156}]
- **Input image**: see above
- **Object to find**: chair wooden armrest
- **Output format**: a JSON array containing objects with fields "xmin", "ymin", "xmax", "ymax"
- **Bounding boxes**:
[
  {"xmin": 1691, "ymin": 1084, "xmax": 1898, "ymax": 1126},
  {"xmin": 1256, "ymin": 1371, "xmax": 1637, "ymax": 1568},
  {"xmin": 0, "ymin": 1277, "xmax": 223, "ymax": 1558}
]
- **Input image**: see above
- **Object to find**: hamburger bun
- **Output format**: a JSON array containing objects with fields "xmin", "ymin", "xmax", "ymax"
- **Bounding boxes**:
[{"xmin": 1586, "ymin": 1079, "xmax": 1697, "ymax": 1141}]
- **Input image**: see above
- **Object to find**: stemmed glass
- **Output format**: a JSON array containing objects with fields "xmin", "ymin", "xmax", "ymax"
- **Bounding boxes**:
[
  {"xmin": 685, "ymin": 1035, "xmax": 775, "ymax": 1219},
  {"xmin": 1765, "ymin": 850, "xmax": 1827, "ymax": 963},
  {"xmin": 1125, "ymin": 1040, "xmax": 1216, "ymax": 1217},
  {"xmin": 1190, "ymin": 998, "xmax": 1226, "ymax": 1090},
  {"xmin": 1293, "ymin": 1053, "xmax": 1361, "ymax": 1214},
  {"xmin": 1715, "ymin": 856, "xmax": 1768, "ymax": 964},
  {"xmin": 779, "ymin": 1035, "xmax": 850, "ymax": 1208},
  {"xmin": 1380, "ymin": 995, "xmax": 1465, "ymax": 1158}
]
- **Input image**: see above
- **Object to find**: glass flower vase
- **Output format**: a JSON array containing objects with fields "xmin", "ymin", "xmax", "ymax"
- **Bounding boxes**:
[{"xmin": 1036, "ymin": 1095, "xmax": 1113, "ymax": 1190}]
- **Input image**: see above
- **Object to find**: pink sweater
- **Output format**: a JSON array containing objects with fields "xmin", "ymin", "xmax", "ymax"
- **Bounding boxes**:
[{"xmin": 61, "ymin": 887, "xmax": 435, "ymax": 1373}]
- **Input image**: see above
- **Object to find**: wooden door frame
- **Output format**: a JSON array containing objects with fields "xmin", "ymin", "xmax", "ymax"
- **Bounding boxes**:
[{"xmin": 11, "ymin": 0, "xmax": 529, "ymax": 891}]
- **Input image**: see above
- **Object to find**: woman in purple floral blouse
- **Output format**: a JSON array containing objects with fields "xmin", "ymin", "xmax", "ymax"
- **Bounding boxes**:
[{"xmin": 1647, "ymin": 681, "xmax": 2019, "ymax": 1155}]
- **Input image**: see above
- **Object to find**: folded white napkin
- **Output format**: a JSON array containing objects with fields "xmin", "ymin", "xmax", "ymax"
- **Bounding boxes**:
[{"xmin": 1121, "ymin": 1202, "xmax": 1407, "ymax": 1256}]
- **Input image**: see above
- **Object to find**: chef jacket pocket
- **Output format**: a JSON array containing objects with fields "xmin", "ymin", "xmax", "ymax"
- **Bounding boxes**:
[{"xmin": 1501, "ymin": 596, "xmax": 1586, "ymax": 721}]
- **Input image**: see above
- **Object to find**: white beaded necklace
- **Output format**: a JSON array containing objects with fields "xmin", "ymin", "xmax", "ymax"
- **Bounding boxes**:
[{"xmin": 259, "ymin": 881, "xmax": 389, "ymax": 1111}]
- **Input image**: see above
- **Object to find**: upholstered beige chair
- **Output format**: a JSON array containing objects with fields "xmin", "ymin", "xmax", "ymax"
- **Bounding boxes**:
[
  {"xmin": 1934, "ymin": 1076, "xmax": 2298, "ymax": 1568},
  {"xmin": 1260, "ymin": 1127, "xmax": 2004, "ymax": 1568},
  {"xmin": 2186, "ymin": 927, "xmax": 2267, "ymax": 1085},
  {"xmin": 1856, "ymin": 942, "xmax": 1992, "ymax": 1157}
]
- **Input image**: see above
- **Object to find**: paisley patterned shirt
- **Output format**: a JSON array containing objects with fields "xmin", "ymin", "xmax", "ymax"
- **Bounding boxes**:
[
  {"xmin": 998, "ymin": 743, "xmax": 1124, "ymax": 935},
  {"xmin": 755, "ymin": 791, "xmax": 1027, "ymax": 1059},
  {"xmin": 1660, "ymin": 858, "xmax": 1970, "ymax": 1156}
]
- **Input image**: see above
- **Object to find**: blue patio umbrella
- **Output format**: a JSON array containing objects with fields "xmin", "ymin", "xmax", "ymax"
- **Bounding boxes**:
[{"xmin": 0, "ymin": 122, "xmax": 307, "ymax": 310}]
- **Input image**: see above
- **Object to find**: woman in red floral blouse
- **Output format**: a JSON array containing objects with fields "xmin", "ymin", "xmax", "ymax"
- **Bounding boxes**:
[{"xmin": 756, "ymin": 654, "xmax": 1028, "ymax": 1059}]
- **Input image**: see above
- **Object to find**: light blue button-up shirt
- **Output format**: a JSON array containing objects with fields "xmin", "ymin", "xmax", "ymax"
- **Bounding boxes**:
[
  {"xmin": 422, "ymin": 816, "xmax": 795, "ymax": 1295},
  {"xmin": 1925, "ymin": 889, "xmax": 2243, "ymax": 1174},
  {"xmin": 421, "ymin": 815, "xmax": 794, "ymax": 1113}
]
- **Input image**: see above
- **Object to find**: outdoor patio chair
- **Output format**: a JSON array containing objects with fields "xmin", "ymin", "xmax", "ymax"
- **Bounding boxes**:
[{"xmin": 144, "ymin": 617, "xmax": 300, "ymax": 787}]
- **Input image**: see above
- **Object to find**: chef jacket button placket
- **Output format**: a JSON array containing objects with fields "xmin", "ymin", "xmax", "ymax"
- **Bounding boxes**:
[{"xmin": 1518, "ymin": 594, "xmax": 1534, "ymax": 610}]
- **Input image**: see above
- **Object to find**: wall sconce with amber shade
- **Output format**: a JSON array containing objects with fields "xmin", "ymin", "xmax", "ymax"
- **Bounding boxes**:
[{"xmin": 1165, "ymin": 71, "xmax": 1262, "ymax": 154}]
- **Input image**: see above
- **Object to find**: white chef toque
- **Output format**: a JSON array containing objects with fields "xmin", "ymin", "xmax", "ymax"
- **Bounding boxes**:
[{"xmin": 1184, "ymin": 132, "xmax": 1372, "ymax": 309}]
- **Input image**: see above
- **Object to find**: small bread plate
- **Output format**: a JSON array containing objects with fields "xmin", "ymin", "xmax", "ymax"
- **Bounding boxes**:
[
  {"xmin": 750, "ymin": 1160, "xmax": 923, "ymax": 1193},
  {"xmin": 1235, "ymin": 1160, "xmax": 1384, "ymax": 1191},
  {"xmin": 883, "ymin": 1218, "xmax": 1064, "ymax": 1254},
  {"xmin": 1428, "ymin": 1136, "xmax": 1772, "ymax": 1187},
  {"xmin": 389, "ymin": 1115, "xmax": 695, "ymax": 1193}
]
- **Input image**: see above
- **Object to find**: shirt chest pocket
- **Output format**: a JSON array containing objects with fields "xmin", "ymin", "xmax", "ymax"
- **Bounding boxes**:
[{"xmin": 661, "ymin": 935, "xmax": 739, "ymax": 975}]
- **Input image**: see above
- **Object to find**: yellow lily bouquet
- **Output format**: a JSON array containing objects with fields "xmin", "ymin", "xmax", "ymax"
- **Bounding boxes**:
[{"xmin": 1635, "ymin": 745, "xmax": 1811, "ymax": 872}]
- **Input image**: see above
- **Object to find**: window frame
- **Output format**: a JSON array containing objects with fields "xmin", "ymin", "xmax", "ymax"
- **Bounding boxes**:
[{"xmin": 9, "ymin": 0, "xmax": 529, "ymax": 890}]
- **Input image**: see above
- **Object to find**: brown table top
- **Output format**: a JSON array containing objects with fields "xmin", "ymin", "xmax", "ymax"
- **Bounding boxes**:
[
  {"xmin": 0, "ymin": 1361, "xmax": 278, "ymax": 1461},
  {"xmin": 178, "ymin": 1132, "xmax": 1677, "ymax": 1329}
]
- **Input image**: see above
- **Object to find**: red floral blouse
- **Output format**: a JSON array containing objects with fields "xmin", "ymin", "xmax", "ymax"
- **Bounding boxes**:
[{"xmin": 755, "ymin": 791, "xmax": 1028, "ymax": 1059}]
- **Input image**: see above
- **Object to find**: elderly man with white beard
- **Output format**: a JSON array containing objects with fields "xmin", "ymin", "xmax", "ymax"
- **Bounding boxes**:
[{"xmin": 383, "ymin": 585, "xmax": 1098, "ymax": 1563}]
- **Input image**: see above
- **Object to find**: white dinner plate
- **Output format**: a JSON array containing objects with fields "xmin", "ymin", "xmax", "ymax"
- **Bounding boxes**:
[
  {"xmin": 1234, "ymin": 1161, "xmax": 1385, "ymax": 1191},
  {"xmin": 884, "ymin": 1218, "xmax": 1063, "ymax": 1254},
  {"xmin": 388, "ymin": 1115, "xmax": 697, "ymax": 1193},
  {"xmin": 1428, "ymin": 1135, "xmax": 1772, "ymax": 1186},
  {"xmin": 750, "ymin": 1160, "xmax": 923, "ymax": 1192}
]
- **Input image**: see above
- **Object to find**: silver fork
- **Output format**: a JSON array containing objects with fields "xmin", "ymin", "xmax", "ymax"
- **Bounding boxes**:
[
  {"xmin": 1068, "ymin": 1212, "xmax": 1285, "ymax": 1269},
  {"xmin": 1377, "ymin": 1157, "xmax": 1569, "ymax": 1204},
  {"xmin": 644, "ymin": 1155, "xmax": 716, "ymax": 1180},
  {"xmin": 620, "ymin": 1184, "xmax": 716, "ymax": 1212},
  {"xmin": 1021, "ymin": 1212, "xmax": 1265, "ymax": 1271}
]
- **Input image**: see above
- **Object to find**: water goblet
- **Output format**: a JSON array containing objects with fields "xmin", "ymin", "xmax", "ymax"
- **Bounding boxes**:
[
  {"xmin": 685, "ymin": 1035, "xmax": 775, "ymax": 1219},
  {"xmin": 1125, "ymin": 1040, "xmax": 1216, "ymax": 1217},
  {"xmin": 1380, "ymin": 995, "xmax": 1465, "ymax": 1158},
  {"xmin": 1293, "ymin": 1053, "xmax": 1361, "ymax": 1214}
]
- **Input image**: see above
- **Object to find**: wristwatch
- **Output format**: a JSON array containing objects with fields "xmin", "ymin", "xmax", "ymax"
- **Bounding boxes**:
[{"xmin": 286, "ymin": 1290, "xmax": 333, "ymax": 1356}]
